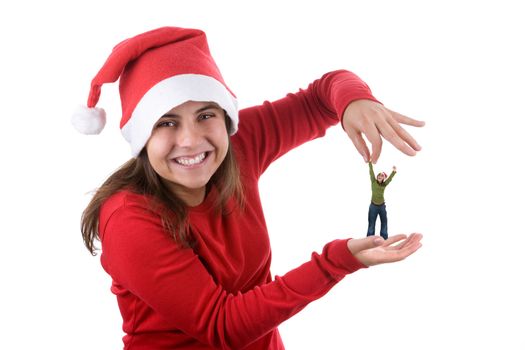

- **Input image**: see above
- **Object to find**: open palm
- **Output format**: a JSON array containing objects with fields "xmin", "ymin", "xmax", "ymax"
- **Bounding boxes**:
[{"xmin": 347, "ymin": 233, "xmax": 423, "ymax": 267}]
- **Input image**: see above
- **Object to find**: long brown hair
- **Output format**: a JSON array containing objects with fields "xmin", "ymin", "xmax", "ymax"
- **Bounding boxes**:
[{"xmin": 81, "ymin": 120, "xmax": 244, "ymax": 256}]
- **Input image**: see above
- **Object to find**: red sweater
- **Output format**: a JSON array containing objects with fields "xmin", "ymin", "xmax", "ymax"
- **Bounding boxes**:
[{"xmin": 99, "ymin": 70, "xmax": 377, "ymax": 349}]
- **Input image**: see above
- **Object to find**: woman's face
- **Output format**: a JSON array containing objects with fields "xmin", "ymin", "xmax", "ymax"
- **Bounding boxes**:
[
  {"xmin": 146, "ymin": 100, "xmax": 229, "ymax": 206},
  {"xmin": 377, "ymin": 173, "xmax": 386, "ymax": 183}
]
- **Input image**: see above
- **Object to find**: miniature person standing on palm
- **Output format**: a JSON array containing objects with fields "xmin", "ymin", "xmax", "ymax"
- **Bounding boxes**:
[{"xmin": 367, "ymin": 162, "xmax": 397, "ymax": 240}]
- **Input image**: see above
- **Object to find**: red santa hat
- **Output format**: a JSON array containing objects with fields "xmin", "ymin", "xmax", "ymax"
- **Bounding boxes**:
[{"xmin": 72, "ymin": 26, "xmax": 238, "ymax": 156}]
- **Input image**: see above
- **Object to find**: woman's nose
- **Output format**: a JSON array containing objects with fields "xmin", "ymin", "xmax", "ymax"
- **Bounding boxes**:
[{"xmin": 175, "ymin": 122, "xmax": 200, "ymax": 148}]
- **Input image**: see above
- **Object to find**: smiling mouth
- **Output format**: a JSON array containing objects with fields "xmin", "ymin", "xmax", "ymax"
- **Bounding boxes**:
[{"xmin": 173, "ymin": 152, "xmax": 208, "ymax": 166}]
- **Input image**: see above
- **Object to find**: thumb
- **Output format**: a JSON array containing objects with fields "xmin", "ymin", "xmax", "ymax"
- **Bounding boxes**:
[{"xmin": 347, "ymin": 236, "xmax": 384, "ymax": 255}]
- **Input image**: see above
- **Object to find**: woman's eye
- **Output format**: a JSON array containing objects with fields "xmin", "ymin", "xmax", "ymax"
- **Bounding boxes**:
[
  {"xmin": 198, "ymin": 113, "xmax": 214, "ymax": 121},
  {"xmin": 157, "ymin": 120, "xmax": 176, "ymax": 128}
]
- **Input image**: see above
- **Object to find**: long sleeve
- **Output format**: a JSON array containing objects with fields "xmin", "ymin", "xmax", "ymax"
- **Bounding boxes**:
[
  {"xmin": 369, "ymin": 162, "xmax": 375, "ymax": 182},
  {"xmin": 233, "ymin": 70, "xmax": 378, "ymax": 178},
  {"xmin": 99, "ymin": 193, "xmax": 366, "ymax": 350},
  {"xmin": 383, "ymin": 171, "xmax": 396, "ymax": 186},
  {"xmin": 99, "ymin": 69, "xmax": 377, "ymax": 349}
]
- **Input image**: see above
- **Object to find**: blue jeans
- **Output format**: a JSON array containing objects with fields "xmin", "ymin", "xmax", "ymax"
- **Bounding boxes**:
[{"xmin": 367, "ymin": 203, "xmax": 388, "ymax": 239}]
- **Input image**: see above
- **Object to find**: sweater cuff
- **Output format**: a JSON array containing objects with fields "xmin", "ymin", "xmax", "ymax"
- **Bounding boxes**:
[
  {"xmin": 325, "ymin": 239, "xmax": 368, "ymax": 276},
  {"xmin": 331, "ymin": 72, "xmax": 381, "ymax": 119},
  {"xmin": 329, "ymin": 71, "xmax": 382, "ymax": 131}
]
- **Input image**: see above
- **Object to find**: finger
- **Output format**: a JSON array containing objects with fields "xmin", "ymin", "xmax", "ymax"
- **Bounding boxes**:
[
  {"xmin": 362, "ymin": 122, "xmax": 382, "ymax": 163},
  {"xmin": 403, "ymin": 233, "xmax": 423, "ymax": 245},
  {"xmin": 388, "ymin": 109, "xmax": 426, "ymax": 127},
  {"xmin": 397, "ymin": 237, "xmax": 423, "ymax": 259},
  {"xmin": 387, "ymin": 234, "xmax": 412, "ymax": 250},
  {"xmin": 382, "ymin": 234, "xmax": 408, "ymax": 247},
  {"xmin": 386, "ymin": 243, "xmax": 422, "ymax": 263},
  {"xmin": 405, "ymin": 233, "xmax": 423, "ymax": 247},
  {"xmin": 347, "ymin": 236, "xmax": 384, "ymax": 255},
  {"xmin": 381, "ymin": 238, "xmax": 422, "ymax": 262},
  {"xmin": 392, "ymin": 233, "xmax": 423, "ymax": 255},
  {"xmin": 375, "ymin": 118, "xmax": 417, "ymax": 156},
  {"xmin": 346, "ymin": 128, "xmax": 371, "ymax": 162},
  {"xmin": 387, "ymin": 119, "xmax": 422, "ymax": 152}
]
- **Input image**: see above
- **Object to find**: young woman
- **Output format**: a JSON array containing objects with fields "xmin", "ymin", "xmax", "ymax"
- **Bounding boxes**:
[
  {"xmin": 367, "ymin": 162, "xmax": 397, "ymax": 239},
  {"xmin": 74, "ymin": 26, "xmax": 424, "ymax": 350}
]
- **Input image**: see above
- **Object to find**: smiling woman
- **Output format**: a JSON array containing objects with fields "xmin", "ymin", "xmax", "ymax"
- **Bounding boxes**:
[
  {"xmin": 147, "ymin": 102, "xmax": 230, "ymax": 206},
  {"xmin": 73, "ymin": 26, "xmax": 423, "ymax": 349},
  {"xmin": 80, "ymin": 102, "xmax": 243, "ymax": 252}
]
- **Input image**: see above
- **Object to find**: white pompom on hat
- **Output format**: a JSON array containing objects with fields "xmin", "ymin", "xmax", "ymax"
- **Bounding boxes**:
[
  {"xmin": 72, "ymin": 26, "xmax": 239, "ymax": 157},
  {"xmin": 71, "ymin": 106, "xmax": 106, "ymax": 135}
]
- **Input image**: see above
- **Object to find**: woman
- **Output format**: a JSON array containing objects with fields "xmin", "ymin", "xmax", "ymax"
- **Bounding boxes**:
[
  {"xmin": 73, "ymin": 26, "xmax": 424, "ymax": 349},
  {"xmin": 367, "ymin": 162, "xmax": 397, "ymax": 239}
]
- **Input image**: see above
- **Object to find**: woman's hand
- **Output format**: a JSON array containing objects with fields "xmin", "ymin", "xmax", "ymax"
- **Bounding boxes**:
[
  {"xmin": 342, "ymin": 99, "xmax": 425, "ymax": 163},
  {"xmin": 347, "ymin": 233, "xmax": 423, "ymax": 267}
]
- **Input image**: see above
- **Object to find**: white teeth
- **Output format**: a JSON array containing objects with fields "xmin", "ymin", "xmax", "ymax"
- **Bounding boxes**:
[{"xmin": 175, "ymin": 152, "xmax": 206, "ymax": 166}]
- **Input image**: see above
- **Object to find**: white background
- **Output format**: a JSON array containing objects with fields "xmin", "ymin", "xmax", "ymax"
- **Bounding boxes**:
[{"xmin": 1, "ymin": 0, "xmax": 524, "ymax": 349}]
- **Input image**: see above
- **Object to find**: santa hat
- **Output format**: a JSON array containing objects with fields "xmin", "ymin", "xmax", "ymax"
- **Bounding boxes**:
[{"xmin": 72, "ymin": 26, "xmax": 238, "ymax": 156}]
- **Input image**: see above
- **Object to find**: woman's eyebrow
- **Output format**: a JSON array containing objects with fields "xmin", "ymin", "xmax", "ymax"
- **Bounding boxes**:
[
  {"xmin": 195, "ymin": 103, "xmax": 221, "ymax": 113},
  {"xmin": 159, "ymin": 113, "xmax": 180, "ymax": 119},
  {"xmin": 161, "ymin": 104, "xmax": 220, "ymax": 118}
]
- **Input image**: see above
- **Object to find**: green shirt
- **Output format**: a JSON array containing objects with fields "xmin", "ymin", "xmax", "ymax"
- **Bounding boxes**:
[{"xmin": 369, "ymin": 162, "xmax": 395, "ymax": 205}]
